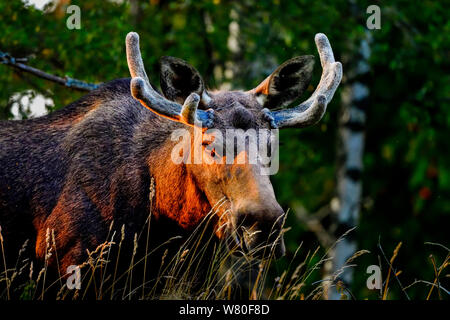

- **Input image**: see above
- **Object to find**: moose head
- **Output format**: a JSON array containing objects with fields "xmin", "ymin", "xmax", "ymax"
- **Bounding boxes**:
[{"xmin": 125, "ymin": 32, "xmax": 342, "ymax": 259}]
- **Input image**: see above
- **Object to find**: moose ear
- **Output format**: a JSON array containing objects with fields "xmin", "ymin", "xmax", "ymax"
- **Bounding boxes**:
[
  {"xmin": 160, "ymin": 56, "xmax": 209, "ymax": 105},
  {"xmin": 252, "ymin": 56, "xmax": 315, "ymax": 109}
]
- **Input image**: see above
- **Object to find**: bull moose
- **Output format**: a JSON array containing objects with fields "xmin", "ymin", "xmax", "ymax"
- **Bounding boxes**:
[{"xmin": 0, "ymin": 32, "xmax": 342, "ymax": 296}]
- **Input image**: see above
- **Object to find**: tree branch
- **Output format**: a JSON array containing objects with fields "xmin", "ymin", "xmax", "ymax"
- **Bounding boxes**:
[
  {"xmin": 294, "ymin": 204, "xmax": 336, "ymax": 248},
  {"xmin": 0, "ymin": 51, "xmax": 99, "ymax": 92}
]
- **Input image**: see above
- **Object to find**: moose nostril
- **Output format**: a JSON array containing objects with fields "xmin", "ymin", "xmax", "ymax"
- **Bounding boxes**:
[
  {"xmin": 236, "ymin": 210, "xmax": 258, "ymax": 229},
  {"xmin": 237, "ymin": 205, "xmax": 284, "ymax": 225},
  {"xmin": 236, "ymin": 208, "xmax": 285, "ymax": 239}
]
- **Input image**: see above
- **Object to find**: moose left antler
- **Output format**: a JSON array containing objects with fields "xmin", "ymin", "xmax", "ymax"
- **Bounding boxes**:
[{"xmin": 126, "ymin": 32, "xmax": 214, "ymax": 127}]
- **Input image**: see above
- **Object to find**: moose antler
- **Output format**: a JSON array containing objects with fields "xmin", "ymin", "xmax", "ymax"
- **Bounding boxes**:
[
  {"xmin": 263, "ymin": 33, "xmax": 342, "ymax": 128},
  {"xmin": 125, "ymin": 32, "xmax": 214, "ymax": 127}
]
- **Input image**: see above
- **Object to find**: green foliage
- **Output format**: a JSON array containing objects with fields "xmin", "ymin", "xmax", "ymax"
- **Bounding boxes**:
[{"xmin": 0, "ymin": 0, "xmax": 448, "ymax": 299}]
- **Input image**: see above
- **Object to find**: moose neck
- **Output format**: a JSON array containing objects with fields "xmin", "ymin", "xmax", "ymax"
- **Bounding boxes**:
[{"xmin": 145, "ymin": 132, "xmax": 212, "ymax": 231}]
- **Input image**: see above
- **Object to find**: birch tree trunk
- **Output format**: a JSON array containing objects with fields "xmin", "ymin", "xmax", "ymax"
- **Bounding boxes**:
[{"xmin": 328, "ymin": 32, "xmax": 371, "ymax": 300}]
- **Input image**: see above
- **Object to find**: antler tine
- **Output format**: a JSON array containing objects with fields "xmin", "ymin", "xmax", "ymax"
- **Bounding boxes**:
[
  {"xmin": 129, "ymin": 77, "xmax": 183, "ymax": 119},
  {"xmin": 266, "ymin": 33, "xmax": 343, "ymax": 128},
  {"xmin": 126, "ymin": 32, "xmax": 150, "ymax": 85},
  {"xmin": 180, "ymin": 93, "xmax": 200, "ymax": 124},
  {"xmin": 126, "ymin": 32, "xmax": 214, "ymax": 127},
  {"xmin": 313, "ymin": 33, "xmax": 342, "ymax": 103},
  {"xmin": 316, "ymin": 33, "xmax": 335, "ymax": 67}
]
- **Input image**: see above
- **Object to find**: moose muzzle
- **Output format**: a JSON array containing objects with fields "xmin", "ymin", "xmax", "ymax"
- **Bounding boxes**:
[{"xmin": 232, "ymin": 200, "xmax": 286, "ymax": 259}]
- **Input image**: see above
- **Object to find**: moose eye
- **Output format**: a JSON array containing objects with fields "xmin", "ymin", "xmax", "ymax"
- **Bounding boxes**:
[
  {"xmin": 202, "ymin": 140, "xmax": 218, "ymax": 159},
  {"xmin": 202, "ymin": 136, "xmax": 215, "ymax": 146}
]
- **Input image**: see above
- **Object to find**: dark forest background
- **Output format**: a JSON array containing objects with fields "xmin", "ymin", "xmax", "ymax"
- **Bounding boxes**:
[{"xmin": 0, "ymin": 0, "xmax": 448, "ymax": 299}]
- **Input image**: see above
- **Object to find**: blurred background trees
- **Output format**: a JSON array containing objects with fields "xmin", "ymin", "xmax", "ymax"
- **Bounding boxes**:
[{"xmin": 0, "ymin": 0, "xmax": 448, "ymax": 299}]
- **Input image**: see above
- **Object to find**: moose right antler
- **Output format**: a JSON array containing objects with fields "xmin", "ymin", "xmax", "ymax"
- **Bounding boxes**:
[
  {"xmin": 126, "ymin": 32, "xmax": 214, "ymax": 127},
  {"xmin": 263, "ymin": 33, "xmax": 343, "ymax": 129}
]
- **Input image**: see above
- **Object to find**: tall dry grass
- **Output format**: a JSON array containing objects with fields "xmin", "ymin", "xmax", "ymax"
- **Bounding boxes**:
[{"xmin": 0, "ymin": 205, "xmax": 448, "ymax": 300}]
